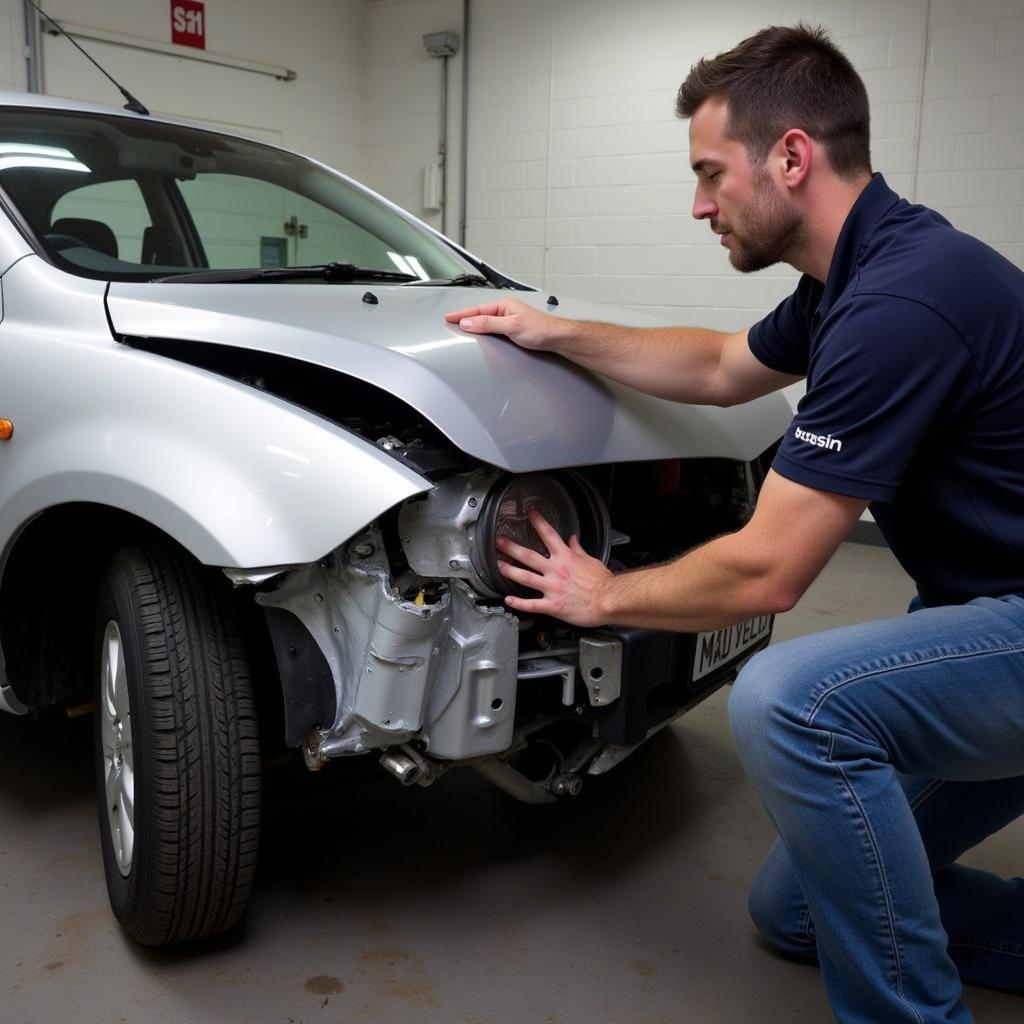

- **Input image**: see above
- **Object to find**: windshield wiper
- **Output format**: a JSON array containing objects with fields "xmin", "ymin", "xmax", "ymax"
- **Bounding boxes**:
[
  {"xmin": 403, "ymin": 272, "xmax": 493, "ymax": 287},
  {"xmin": 153, "ymin": 262, "xmax": 419, "ymax": 284}
]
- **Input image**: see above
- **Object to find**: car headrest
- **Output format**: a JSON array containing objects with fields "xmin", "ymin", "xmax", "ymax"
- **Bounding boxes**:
[
  {"xmin": 50, "ymin": 217, "xmax": 119, "ymax": 259},
  {"xmin": 141, "ymin": 225, "xmax": 187, "ymax": 266}
]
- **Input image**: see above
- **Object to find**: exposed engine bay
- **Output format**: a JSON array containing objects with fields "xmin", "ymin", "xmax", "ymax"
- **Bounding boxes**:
[{"xmin": 240, "ymin": 444, "xmax": 774, "ymax": 804}]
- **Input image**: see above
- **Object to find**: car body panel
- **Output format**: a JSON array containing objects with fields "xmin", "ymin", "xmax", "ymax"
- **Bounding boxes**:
[
  {"xmin": 107, "ymin": 283, "xmax": 792, "ymax": 471},
  {"xmin": 0, "ymin": 256, "xmax": 432, "ymax": 570},
  {"xmin": 0, "ymin": 232, "xmax": 32, "ymax": 279}
]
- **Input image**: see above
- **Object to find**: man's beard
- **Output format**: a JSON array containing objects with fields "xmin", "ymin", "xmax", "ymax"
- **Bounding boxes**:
[{"xmin": 723, "ymin": 167, "xmax": 804, "ymax": 273}]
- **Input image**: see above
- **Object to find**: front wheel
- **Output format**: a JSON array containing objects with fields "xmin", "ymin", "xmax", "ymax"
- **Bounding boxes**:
[{"xmin": 95, "ymin": 543, "xmax": 261, "ymax": 946}]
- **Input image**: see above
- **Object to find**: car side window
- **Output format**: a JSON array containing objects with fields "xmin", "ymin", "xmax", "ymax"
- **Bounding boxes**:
[{"xmin": 50, "ymin": 179, "xmax": 152, "ymax": 264}]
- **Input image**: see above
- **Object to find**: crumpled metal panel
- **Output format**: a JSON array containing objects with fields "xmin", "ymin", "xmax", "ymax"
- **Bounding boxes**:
[
  {"xmin": 256, "ymin": 531, "xmax": 521, "ymax": 762},
  {"xmin": 256, "ymin": 527, "xmax": 451, "ymax": 756},
  {"xmin": 418, "ymin": 581, "xmax": 519, "ymax": 760}
]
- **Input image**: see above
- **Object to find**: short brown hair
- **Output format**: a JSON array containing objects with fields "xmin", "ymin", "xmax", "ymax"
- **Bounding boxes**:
[{"xmin": 676, "ymin": 24, "xmax": 871, "ymax": 178}]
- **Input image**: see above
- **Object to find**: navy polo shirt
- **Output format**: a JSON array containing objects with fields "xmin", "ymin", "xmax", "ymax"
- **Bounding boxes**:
[{"xmin": 749, "ymin": 174, "xmax": 1024, "ymax": 606}]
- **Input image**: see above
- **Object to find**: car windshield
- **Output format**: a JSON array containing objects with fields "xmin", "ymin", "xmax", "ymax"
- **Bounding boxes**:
[{"xmin": 0, "ymin": 107, "xmax": 479, "ymax": 284}]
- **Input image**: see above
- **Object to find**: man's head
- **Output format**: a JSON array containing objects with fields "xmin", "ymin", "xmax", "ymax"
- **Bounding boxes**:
[
  {"xmin": 677, "ymin": 24, "xmax": 871, "ymax": 178},
  {"xmin": 677, "ymin": 25, "xmax": 872, "ymax": 274}
]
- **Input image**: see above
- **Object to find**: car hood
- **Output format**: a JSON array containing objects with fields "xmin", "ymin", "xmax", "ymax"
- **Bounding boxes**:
[{"xmin": 106, "ymin": 283, "xmax": 792, "ymax": 472}]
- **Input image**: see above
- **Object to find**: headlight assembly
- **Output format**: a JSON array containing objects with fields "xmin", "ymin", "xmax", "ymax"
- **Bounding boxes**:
[
  {"xmin": 398, "ymin": 468, "xmax": 611, "ymax": 599},
  {"xmin": 473, "ymin": 472, "xmax": 609, "ymax": 597}
]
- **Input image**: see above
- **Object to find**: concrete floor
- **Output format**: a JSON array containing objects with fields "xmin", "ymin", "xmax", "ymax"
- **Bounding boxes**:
[{"xmin": 0, "ymin": 543, "xmax": 1020, "ymax": 1023}]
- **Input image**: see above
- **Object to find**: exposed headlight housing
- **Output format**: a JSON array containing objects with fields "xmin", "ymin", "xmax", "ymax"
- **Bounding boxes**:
[{"xmin": 398, "ymin": 468, "xmax": 611, "ymax": 599}]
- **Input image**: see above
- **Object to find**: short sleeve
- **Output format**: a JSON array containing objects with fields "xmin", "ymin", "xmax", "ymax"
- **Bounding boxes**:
[
  {"xmin": 771, "ymin": 294, "xmax": 978, "ymax": 502},
  {"xmin": 747, "ymin": 274, "xmax": 821, "ymax": 375}
]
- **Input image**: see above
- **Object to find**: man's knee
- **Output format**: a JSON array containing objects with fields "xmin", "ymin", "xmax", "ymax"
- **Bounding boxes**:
[
  {"xmin": 727, "ymin": 648, "xmax": 775, "ymax": 745},
  {"xmin": 748, "ymin": 882, "xmax": 818, "ymax": 959},
  {"xmin": 747, "ymin": 846, "xmax": 818, "ymax": 960},
  {"xmin": 727, "ymin": 643, "xmax": 804, "ymax": 770}
]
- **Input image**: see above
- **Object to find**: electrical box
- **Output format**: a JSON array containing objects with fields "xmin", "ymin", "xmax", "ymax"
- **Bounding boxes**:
[
  {"xmin": 423, "ymin": 164, "xmax": 443, "ymax": 211},
  {"xmin": 423, "ymin": 31, "xmax": 460, "ymax": 58}
]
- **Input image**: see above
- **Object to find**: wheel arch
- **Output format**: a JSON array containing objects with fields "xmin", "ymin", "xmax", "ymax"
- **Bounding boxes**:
[{"xmin": 0, "ymin": 502, "xmax": 236, "ymax": 712}]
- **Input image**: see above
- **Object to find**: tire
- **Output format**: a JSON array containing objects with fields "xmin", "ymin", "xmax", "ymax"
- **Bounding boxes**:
[{"xmin": 94, "ymin": 543, "xmax": 261, "ymax": 946}]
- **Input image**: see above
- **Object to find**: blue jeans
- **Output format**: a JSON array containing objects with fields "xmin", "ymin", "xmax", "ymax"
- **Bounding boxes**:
[{"xmin": 728, "ymin": 594, "xmax": 1024, "ymax": 1023}]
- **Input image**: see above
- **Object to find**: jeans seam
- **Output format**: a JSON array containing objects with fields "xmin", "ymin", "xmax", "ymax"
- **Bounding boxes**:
[
  {"xmin": 827, "ymin": 731, "xmax": 925, "ymax": 1024},
  {"xmin": 907, "ymin": 778, "xmax": 946, "ymax": 812},
  {"xmin": 806, "ymin": 643, "xmax": 1024, "ymax": 726}
]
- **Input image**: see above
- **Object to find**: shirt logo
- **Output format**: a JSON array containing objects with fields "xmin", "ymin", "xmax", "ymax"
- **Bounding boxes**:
[{"xmin": 794, "ymin": 426, "xmax": 843, "ymax": 452}]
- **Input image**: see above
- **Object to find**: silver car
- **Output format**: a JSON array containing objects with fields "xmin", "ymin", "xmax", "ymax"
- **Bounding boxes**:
[{"xmin": 0, "ymin": 92, "xmax": 790, "ymax": 945}]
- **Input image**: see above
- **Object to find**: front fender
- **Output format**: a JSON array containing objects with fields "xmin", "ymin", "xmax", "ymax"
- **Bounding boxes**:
[{"xmin": 0, "ymin": 258, "xmax": 431, "ymax": 567}]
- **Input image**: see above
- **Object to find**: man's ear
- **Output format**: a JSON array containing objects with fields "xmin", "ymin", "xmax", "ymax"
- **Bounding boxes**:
[{"xmin": 777, "ymin": 129, "xmax": 812, "ymax": 188}]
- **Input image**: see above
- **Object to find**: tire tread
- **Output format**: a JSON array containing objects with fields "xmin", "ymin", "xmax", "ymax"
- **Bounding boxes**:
[{"xmin": 100, "ymin": 544, "xmax": 260, "ymax": 946}]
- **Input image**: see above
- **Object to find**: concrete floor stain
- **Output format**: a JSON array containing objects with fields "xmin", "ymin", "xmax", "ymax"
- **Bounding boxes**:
[
  {"xmin": 358, "ymin": 947, "xmax": 442, "ymax": 1009},
  {"xmin": 632, "ymin": 959, "xmax": 657, "ymax": 977},
  {"xmin": 304, "ymin": 975, "xmax": 345, "ymax": 996},
  {"xmin": 357, "ymin": 910, "xmax": 393, "ymax": 935}
]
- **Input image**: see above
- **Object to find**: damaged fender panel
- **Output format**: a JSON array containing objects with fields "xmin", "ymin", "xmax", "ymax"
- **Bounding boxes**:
[{"xmin": 0, "ymin": 258, "xmax": 433, "ymax": 569}]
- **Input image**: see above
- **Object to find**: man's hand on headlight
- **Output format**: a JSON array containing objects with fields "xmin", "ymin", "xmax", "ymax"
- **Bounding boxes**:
[{"xmin": 495, "ymin": 508, "xmax": 613, "ymax": 626}]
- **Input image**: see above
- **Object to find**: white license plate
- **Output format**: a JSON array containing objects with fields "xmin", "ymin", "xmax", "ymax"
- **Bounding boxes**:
[{"xmin": 692, "ymin": 615, "xmax": 772, "ymax": 682}]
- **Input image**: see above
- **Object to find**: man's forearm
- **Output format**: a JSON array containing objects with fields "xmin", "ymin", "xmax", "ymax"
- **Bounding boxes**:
[
  {"xmin": 597, "ymin": 529, "xmax": 793, "ymax": 633},
  {"xmin": 496, "ymin": 473, "xmax": 863, "ymax": 631},
  {"xmin": 550, "ymin": 320, "xmax": 731, "ymax": 405}
]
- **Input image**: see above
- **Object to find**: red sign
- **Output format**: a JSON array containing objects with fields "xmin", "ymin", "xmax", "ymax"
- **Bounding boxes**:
[{"xmin": 171, "ymin": 1, "xmax": 206, "ymax": 50}]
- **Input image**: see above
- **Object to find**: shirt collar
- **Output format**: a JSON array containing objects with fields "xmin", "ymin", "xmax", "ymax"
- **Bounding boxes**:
[{"xmin": 817, "ymin": 173, "xmax": 901, "ymax": 317}]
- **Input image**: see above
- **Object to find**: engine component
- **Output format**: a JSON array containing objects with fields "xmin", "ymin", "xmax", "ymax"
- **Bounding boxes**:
[
  {"xmin": 257, "ymin": 530, "xmax": 522, "ymax": 764},
  {"xmin": 417, "ymin": 581, "xmax": 518, "ymax": 759},
  {"xmin": 379, "ymin": 749, "xmax": 421, "ymax": 785},
  {"xmin": 257, "ymin": 526, "xmax": 452, "ymax": 757}
]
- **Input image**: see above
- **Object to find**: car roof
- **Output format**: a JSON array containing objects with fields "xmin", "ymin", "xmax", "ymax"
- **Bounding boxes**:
[
  {"xmin": 0, "ymin": 90, "xmax": 268, "ymax": 145},
  {"xmin": 0, "ymin": 89, "xmax": 158, "ymax": 119},
  {"xmin": 0, "ymin": 90, "xmax": 380, "ymax": 198}
]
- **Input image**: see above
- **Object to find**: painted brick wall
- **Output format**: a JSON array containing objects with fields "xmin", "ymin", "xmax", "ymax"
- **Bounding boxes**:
[
  {"xmin": 362, "ymin": 0, "xmax": 1024, "ymax": 334},
  {"xmin": 363, "ymin": 0, "xmax": 463, "ymax": 232},
  {"xmin": 6, "ymin": 0, "xmax": 367, "ymax": 175},
  {"xmin": 917, "ymin": 0, "xmax": 1024, "ymax": 272},
  {"xmin": 0, "ymin": 0, "xmax": 24, "ymax": 91},
  {"xmin": 3, "ymin": 0, "xmax": 1022, "ymax": 315}
]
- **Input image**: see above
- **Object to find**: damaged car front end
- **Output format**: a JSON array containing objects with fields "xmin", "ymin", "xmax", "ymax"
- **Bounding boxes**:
[
  {"xmin": 0, "ymin": 93, "xmax": 790, "ymax": 946},
  {"xmin": 250, "ymin": 450, "xmax": 775, "ymax": 805}
]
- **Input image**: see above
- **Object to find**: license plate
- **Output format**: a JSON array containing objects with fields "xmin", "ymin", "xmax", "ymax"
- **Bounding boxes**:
[{"xmin": 692, "ymin": 615, "xmax": 772, "ymax": 682}]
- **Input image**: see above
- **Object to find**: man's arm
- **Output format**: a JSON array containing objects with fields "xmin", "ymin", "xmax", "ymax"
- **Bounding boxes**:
[
  {"xmin": 445, "ymin": 297, "xmax": 802, "ymax": 406},
  {"xmin": 495, "ymin": 471, "xmax": 867, "ymax": 632}
]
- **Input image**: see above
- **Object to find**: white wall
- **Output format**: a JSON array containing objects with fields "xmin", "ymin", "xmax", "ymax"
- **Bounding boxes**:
[
  {"xmin": 363, "ymin": 0, "xmax": 463, "ymax": 234},
  {"xmin": 0, "ymin": 0, "xmax": 21, "ymax": 91},
  {"xmin": 1, "ymin": 0, "xmax": 1021, "ymax": 318},
  {"xmin": 363, "ymin": 0, "xmax": 1024, "ymax": 332},
  {"xmin": 10, "ymin": 0, "xmax": 367, "ymax": 175}
]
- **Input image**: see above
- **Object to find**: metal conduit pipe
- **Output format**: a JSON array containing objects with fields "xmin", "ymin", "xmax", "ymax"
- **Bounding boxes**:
[
  {"xmin": 424, "ymin": 31, "xmax": 460, "ymax": 236},
  {"xmin": 23, "ymin": 0, "xmax": 41, "ymax": 93},
  {"xmin": 440, "ymin": 52, "xmax": 450, "ymax": 236},
  {"xmin": 459, "ymin": 0, "xmax": 471, "ymax": 246}
]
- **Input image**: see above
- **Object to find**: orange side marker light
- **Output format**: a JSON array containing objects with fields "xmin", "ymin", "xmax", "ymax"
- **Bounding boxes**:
[{"xmin": 0, "ymin": 420, "xmax": 12, "ymax": 441}]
